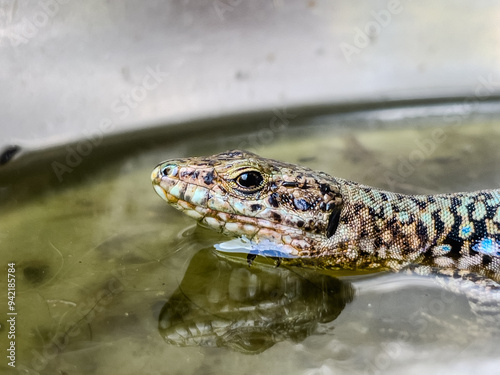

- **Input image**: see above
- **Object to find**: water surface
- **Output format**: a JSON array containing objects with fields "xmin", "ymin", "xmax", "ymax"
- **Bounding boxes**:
[{"xmin": 2, "ymin": 107, "xmax": 500, "ymax": 374}]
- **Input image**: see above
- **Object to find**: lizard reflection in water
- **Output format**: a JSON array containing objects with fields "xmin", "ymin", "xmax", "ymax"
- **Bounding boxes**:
[
  {"xmin": 159, "ymin": 248, "xmax": 353, "ymax": 354},
  {"xmin": 152, "ymin": 150, "xmax": 500, "ymax": 319}
]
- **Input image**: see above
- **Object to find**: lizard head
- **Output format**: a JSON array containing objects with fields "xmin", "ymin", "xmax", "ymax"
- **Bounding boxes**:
[{"xmin": 151, "ymin": 150, "xmax": 344, "ymax": 256}]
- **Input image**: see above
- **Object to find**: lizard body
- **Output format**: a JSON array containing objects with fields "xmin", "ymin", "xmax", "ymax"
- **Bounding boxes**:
[{"xmin": 151, "ymin": 150, "xmax": 500, "ymax": 283}]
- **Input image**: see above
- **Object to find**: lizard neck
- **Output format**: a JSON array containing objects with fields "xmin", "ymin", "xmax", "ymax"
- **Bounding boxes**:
[
  {"xmin": 328, "ymin": 179, "xmax": 500, "ymax": 279},
  {"xmin": 320, "ymin": 179, "xmax": 430, "ymax": 269}
]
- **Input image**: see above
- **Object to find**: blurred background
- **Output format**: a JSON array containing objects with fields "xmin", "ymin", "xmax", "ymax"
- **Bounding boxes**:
[{"xmin": 2, "ymin": 0, "xmax": 500, "ymax": 152}]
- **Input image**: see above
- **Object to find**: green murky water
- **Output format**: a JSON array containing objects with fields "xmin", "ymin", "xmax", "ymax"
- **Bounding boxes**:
[{"xmin": 2, "ymin": 106, "xmax": 500, "ymax": 374}]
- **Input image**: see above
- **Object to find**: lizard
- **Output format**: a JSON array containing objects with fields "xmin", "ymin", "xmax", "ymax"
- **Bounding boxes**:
[{"xmin": 151, "ymin": 150, "xmax": 500, "ymax": 291}]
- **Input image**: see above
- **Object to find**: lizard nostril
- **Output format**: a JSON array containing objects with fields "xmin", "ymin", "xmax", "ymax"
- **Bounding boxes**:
[{"xmin": 161, "ymin": 165, "xmax": 178, "ymax": 177}]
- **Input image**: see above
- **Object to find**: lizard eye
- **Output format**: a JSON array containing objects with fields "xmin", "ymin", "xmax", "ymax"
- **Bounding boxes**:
[{"xmin": 235, "ymin": 171, "xmax": 264, "ymax": 191}]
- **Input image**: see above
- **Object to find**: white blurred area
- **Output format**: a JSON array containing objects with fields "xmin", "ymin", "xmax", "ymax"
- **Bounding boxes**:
[{"xmin": 1, "ymin": 0, "xmax": 500, "ymax": 149}]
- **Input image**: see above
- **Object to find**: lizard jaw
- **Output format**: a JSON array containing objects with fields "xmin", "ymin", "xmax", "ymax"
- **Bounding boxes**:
[{"xmin": 152, "ymin": 180, "xmax": 313, "ymax": 256}]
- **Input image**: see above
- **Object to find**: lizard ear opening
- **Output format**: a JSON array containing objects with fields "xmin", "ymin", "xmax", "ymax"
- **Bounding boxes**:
[{"xmin": 326, "ymin": 204, "xmax": 342, "ymax": 238}]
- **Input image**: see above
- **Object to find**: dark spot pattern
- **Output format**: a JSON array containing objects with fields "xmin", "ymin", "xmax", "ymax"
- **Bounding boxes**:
[
  {"xmin": 326, "ymin": 205, "xmax": 342, "ymax": 238},
  {"xmin": 250, "ymin": 204, "xmax": 262, "ymax": 212},
  {"xmin": 319, "ymin": 184, "xmax": 330, "ymax": 195},
  {"xmin": 203, "ymin": 171, "xmax": 215, "ymax": 185},
  {"xmin": 270, "ymin": 212, "xmax": 282, "ymax": 222},
  {"xmin": 268, "ymin": 193, "xmax": 280, "ymax": 208}
]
